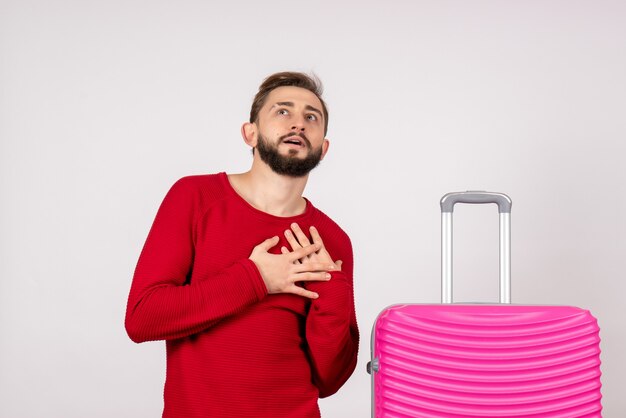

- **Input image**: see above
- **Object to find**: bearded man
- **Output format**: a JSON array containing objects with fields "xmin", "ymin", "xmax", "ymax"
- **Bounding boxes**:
[{"xmin": 125, "ymin": 72, "xmax": 359, "ymax": 418}]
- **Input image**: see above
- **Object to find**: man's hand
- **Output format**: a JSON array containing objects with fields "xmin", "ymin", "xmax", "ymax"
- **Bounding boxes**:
[
  {"xmin": 249, "ymin": 236, "xmax": 336, "ymax": 299},
  {"xmin": 281, "ymin": 223, "xmax": 343, "ymax": 271}
]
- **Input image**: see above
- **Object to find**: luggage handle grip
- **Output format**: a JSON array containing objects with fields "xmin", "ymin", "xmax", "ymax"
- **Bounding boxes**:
[
  {"xmin": 440, "ymin": 191, "xmax": 512, "ymax": 304},
  {"xmin": 441, "ymin": 191, "xmax": 512, "ymax": 213}
]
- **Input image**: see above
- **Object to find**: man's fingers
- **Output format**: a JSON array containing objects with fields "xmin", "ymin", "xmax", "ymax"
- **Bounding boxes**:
[
  {"xmin": 258, "ymin": 236, "xmax": 280, "ymax": 251},
  {"xmin": 284, "ymin": 229, "xmax": 303, "ymax": 251},
  {"xmin": 293, "ymin": 262, "xmax": 335, "ymax": 274},
  {"xmin": 289, "ymin": 285, "xmax": 319, "ymax": 299},
  {"xmin": 292, "ymin": 271, "xmax": 331, "ymax": 282},
  {"xmin": 290, "ymin": 223, "xmax": 311, "ymax": 247},
  {"xmin": 282, "ymin": 246, "xmax": 301, "ymax": 264},
  {"xmin": 336, "ymin": 260, "xmax": 343, "ymax": 271},
  {"xmin": 309, "ymin": 226, "xmax": 325, "ymax": 247},
  {"xmin": 289, "ymin": 242, "xmax": 320, "ymax": 262}
]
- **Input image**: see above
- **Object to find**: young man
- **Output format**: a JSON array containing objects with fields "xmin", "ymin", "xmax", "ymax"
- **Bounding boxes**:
[{"xmin": 125, "ymin": 72, "xmax": 359, "ymax": 417}]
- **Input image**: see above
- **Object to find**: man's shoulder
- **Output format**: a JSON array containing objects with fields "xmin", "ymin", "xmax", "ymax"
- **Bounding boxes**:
[
  {"xmin": 169, "ymin": 172, "xmax": 227, "ymax": 194},
  {"xmin": 174, "ymin": 172, "xmax": 223, "ymax": 187},
  {"xmin": 165, "ymin": 172, "xmax": 229, "ymax": 208}
]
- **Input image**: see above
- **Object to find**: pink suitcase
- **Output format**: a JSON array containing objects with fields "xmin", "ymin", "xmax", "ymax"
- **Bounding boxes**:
[{"xmin": 368, "ymin": 192, "xmax": 602, "ymax": 417}]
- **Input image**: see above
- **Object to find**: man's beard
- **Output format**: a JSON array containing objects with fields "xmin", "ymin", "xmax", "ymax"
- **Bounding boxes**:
[{"xmin": 255, "ymin": 133, "xmax": 323, "ymax": 178}]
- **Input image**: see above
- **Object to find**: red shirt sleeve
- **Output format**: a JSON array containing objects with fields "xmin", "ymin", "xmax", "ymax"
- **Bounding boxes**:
[
  {"xmin": 304, "ymin": 234, "xmax": 359, "ymax": 398},
  {"xmin": 125, "ymin": 178, "xmax": 267, "ymax": 343}
]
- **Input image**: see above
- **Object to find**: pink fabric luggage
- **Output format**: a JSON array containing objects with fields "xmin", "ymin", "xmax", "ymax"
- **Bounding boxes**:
[{"xmin": 368, "ymin": 192, "xmax": 602, "ymax": 417}]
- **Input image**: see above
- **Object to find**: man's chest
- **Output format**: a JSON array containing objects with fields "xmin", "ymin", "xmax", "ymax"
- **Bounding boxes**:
[{"xmin": 193, "ymin": 203, "xmax": 315, "ymax": 274}]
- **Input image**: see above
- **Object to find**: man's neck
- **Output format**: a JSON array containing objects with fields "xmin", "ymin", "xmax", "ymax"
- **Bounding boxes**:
[{"xmin": 228, "ymin": 161, "xmax": 309, "ymax": 217}]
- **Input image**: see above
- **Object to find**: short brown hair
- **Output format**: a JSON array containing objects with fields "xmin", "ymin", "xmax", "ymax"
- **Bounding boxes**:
[{"xmin": 250, "ymin": 72, "xmax": 329, "ymax": 135}]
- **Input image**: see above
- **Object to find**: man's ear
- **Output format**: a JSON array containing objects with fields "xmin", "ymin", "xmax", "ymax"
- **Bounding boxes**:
[
  {"xmin": 241, "ymin": 122, "xmax": 257, "ymax": 148},
  {"xmin": 320, "ymin": 138, "xmax": 330, "ymax": 160}
]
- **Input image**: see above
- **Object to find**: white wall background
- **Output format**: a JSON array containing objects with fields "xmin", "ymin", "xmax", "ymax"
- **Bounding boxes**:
[{"xmin": 1, "ymin": 0, "xmax": 624, "ymax": 416}]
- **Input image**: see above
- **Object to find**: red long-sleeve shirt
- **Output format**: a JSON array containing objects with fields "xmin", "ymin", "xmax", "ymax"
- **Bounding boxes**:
[{"xmin": 125, "ymin": 172, "xmax": 359, "ymax": 418}]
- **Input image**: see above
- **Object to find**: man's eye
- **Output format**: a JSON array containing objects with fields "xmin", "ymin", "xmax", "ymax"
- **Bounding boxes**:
[
  {"xmin": 278, "ymin": 109, "xmax": 289, "ymax": 115},
  {"xmin": 307, "ymin": 114, "xmax": 317, "ymax": 121}
]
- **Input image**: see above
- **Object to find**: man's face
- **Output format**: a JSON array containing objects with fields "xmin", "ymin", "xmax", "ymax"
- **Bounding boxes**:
[{"xmin": 254, "ymin": 86, "xmax": 328, "ymax": 178}]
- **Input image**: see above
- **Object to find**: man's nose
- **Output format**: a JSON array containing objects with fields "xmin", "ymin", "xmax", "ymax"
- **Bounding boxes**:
[{"xmin": 291, "ymin": 116, "xmax": 306, "ymax": 131}]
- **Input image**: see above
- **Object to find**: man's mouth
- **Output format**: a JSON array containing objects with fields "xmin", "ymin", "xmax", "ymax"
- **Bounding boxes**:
[{"xmin": 282, "ymin": 136, "xmax": 304, "ymax": 147}]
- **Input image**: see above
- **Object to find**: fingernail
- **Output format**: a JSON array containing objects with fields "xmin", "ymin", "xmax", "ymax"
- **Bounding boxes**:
[
  {"xmin": 325, "ymin": 273, "xmax": 331, "ymax": 279},
  {"xmin": 329, "ymin": 265, "xmax": 335, "ymax": 270},
  {"xmin": 313, "ymin": 293, "xmax": 319, "ymax": 299}
]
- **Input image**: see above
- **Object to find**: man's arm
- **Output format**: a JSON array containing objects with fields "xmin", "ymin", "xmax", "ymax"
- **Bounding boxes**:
[
  {"xmin": 305, "ymin": 265, "xmax": 359, "ymax": 397},
  {"xmin": 283, "ymin": 224, "xmax": 360, "ymax": 397},
  {"xmin": 125, "ymin": 178, "xmax": 267, "ymax": 343}
]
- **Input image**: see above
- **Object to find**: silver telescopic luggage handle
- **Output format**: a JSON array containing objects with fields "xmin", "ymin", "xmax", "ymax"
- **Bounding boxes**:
[{"xmin": 440, "ymin": 191, "xmax": 512, "ymax": 304}]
